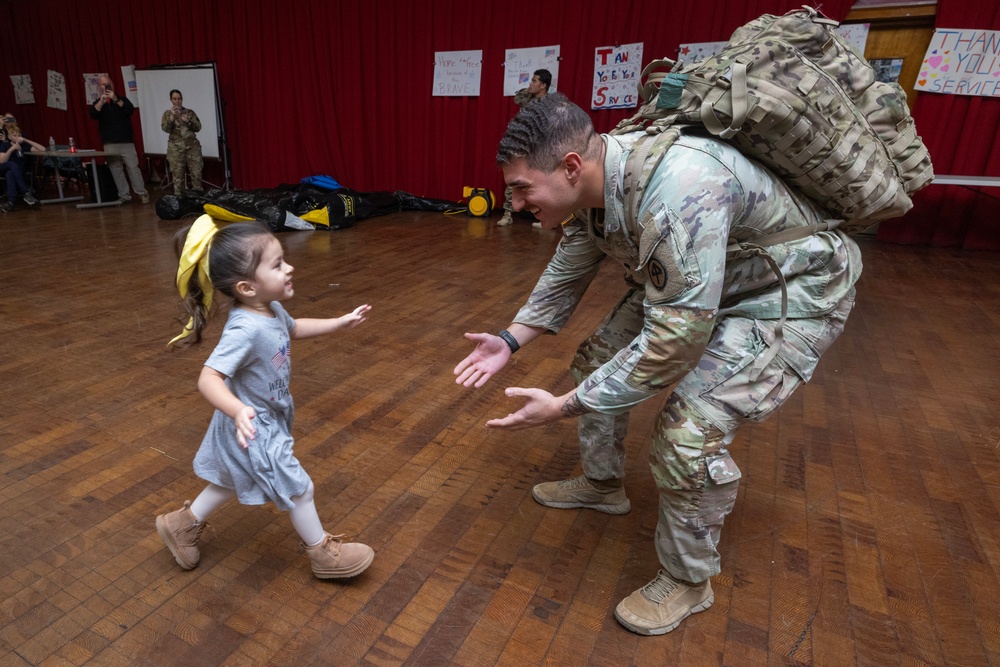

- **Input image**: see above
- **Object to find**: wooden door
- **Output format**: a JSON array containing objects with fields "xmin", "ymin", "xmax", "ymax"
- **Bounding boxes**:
[{"xmin": 842, "ymin": 0, "xmax": 938, "ymax": 106}]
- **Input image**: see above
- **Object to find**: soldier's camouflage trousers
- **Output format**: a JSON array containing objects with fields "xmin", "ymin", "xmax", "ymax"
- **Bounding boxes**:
[
  {"xmin": 570, "ymin": 286, "xmax": 855, "ymax": 583},
  {"xmin": 167, "ymin": 143, "xmax": 203, "ymax": 195}
]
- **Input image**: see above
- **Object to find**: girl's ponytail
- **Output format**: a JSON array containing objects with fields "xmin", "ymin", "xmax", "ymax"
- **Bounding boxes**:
[{"xmin": 169, "ymin": 215, "xmax": 219, "ymax": 347}]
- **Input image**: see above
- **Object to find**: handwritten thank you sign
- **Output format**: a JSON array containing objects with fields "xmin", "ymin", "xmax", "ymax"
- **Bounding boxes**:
[
  {"xmin": 592, "ymin": 42, "xmax": 643, "ymax": 110},
  {"xmin": 915, "ymin": 28, "xmax": 1000, "ymax": 98}
]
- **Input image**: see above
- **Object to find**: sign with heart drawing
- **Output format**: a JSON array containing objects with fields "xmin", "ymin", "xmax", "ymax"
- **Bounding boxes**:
[{"xmin": 915, "ymin": 28, "xmax": 1000, "ymax": 97}]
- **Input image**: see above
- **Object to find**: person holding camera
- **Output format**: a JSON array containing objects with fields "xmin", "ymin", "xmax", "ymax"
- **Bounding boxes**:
[
  {"xmin": 88, "ymin": 74, "xmax": 149, "ymax": 204},
  {"xmin": 160, "ymin": 89, "xmax": 203, "ymax": 195},
  {"xmin": 0, "ymin": 123, "xmax": 43, "ymax": 211}
]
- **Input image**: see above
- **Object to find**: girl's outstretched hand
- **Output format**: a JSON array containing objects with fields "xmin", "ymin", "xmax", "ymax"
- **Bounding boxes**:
[
  {"xmin": 289, "ymin": 305, "xmax": 372, "ymax": 339},
  {"xmin": 234, "ymin": 405, "xmax": 257, "ymax": 449},
  {"xmin": 341, "ymin": 304, "xmax": 371, "ymax": 329}
]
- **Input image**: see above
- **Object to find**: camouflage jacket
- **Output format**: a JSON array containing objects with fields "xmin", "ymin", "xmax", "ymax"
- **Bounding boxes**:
[
  {"xmin": 161, "ymin": 108, "xmax": 202, "ymax": 147},
  {"xmin": 513, "ymin": 88, "xmax": 535, "ymax": 108},
  {"xmin": 512, "ymin": 130, "xmax": 863, "ymax": 414}
]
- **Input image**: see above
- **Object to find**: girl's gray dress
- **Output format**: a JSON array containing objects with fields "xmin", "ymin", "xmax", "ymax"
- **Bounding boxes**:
[{"xmin": 193, "ymin": 302, "xmax": 311, "ymax": 510}]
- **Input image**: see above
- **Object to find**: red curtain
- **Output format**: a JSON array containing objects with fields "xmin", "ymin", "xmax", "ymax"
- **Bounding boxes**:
[
  {"xmin": 879, "ymin": 0, "xmax": 1000, "ymax": 249},
  {"xmin": 1, "ymin": 0, "xmax": 853, "ymax": 203}
]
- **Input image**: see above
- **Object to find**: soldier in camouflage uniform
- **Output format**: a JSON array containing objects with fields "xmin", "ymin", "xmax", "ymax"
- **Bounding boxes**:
[
  {"xmin": 161, "ymin": 89, "xmax": 203, "ymax": 195},
  {"xmin": 455, "ymin": 94, "xmax": 861, "ymax": 636},
  {"xmin": 498, "ymin": 69, "xmax": 550, "ymax": 227}
]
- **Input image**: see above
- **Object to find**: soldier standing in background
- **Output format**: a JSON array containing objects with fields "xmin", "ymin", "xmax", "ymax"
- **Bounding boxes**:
[
  {"xmin": 161, "ymin": 89, "xmax": 204, "ymax": 195},
  {"xmin": 497, "ymin": 69, "xmax": 550, "ymax": 227}
]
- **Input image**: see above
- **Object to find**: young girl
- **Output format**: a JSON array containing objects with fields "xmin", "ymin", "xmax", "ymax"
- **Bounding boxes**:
[{"xmin": 156, "ymin": 215, "xmax": 374, "ymax": 579}]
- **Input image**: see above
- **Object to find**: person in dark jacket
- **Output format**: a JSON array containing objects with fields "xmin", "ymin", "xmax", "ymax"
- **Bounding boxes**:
[{"xmin": 88, "ymin": 75, "xmax": 149, "ymax": 204}]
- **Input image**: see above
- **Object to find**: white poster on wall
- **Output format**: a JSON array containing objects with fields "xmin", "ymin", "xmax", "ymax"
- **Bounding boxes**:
[
  {"xmin": 915, "ymin": 28, "xmax": 1000, "ymax": 97},
  {"xmin": 83, "ymin": 73, "xmax": 108, "ymax": 105},
  {"xmin": 10, "ymin": 75, "xmax": 34, "ymax": 104},
  {"xmin": 47, "ymin": 70, "xmax": 67, "ymax": 110},
  {"xmin": 504, "ymin": 45, "xmax": 559, "ymax": 96},
  {"xmin": 677, "ymin": 41, "xmax": 728, "ymax": 64},
  {"xmin": 433, "ymin": 50, "xmax": 483, "ymax": 97},
  {"xmin": 592, "ymin": 42, "xmax": 643, "ymax": 110},
  {"xmin": 121, "ymin": 65, "xmax": 138, "ymax": 106},
  {"xmin": 836, "ymin": 23, "xmax": 870, "ymax": 55}
]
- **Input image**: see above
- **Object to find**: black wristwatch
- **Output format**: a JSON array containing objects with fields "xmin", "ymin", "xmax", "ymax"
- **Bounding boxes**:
[{"xmin": 498, "ymin": 329, "xmax": 520, "ymax": 354}]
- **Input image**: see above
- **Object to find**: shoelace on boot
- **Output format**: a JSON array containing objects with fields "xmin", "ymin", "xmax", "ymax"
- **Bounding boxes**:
[
  {"xmin": 641, "ymin": 570, "xmax": 680, "ymax": 603},
  {"xmin": 185, "ymin": 520, "xmax": 213, "ymax": 542},
  {"xmin": 556, "ymin": 476, "xmax": 590, "ymax": 490},
  {"xmin": 321, "ymin": 534, "xmax": 347, "ymax": 556}
]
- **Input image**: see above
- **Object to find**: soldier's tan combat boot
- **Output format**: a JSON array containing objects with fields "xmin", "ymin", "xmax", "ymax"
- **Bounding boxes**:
[
  {"xmin": 304, "ymin": 533, "xmax": 374, "ymax": 579},
  {"xmin": 497, "ymin": 212, "xmax": 513, "ymax": 226},
  {"xmin": 615, "ymin": 570, "xmax": 714, "ymax": 635},
  {"xmin": 531, "ymin": 475, "xmax": 630, "ymax": 514},
  {"xmin": 156, "ymin": 500, "xmax": 206, "ymax": 570}
]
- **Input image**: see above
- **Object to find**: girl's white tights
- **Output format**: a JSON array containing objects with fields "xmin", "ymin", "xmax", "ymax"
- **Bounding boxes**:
[
  {"xmin": 188, "ymin": 481, "xmax": 325, "ymax": 547},
  {"xmin": 287, "ymin": 481, "xmax": 325, "ymax": 547},
  {"xmin": 190, "ymin": 483, "xmax": 235, "ymax": 520}
]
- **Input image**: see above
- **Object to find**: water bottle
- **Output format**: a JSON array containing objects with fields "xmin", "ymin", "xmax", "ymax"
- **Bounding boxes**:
[
  {"xmin": 48, "ymin": 136, "xmax": 55, "ymax": 153},
  {"xmin": 68, "ymin": 137, "xmax": 76, "ymax": 153}
]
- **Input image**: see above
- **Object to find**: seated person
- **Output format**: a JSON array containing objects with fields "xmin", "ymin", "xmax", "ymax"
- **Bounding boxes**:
[{"xmin": 1, "ymin": 123, "xmax": 44, "ymax": 211}]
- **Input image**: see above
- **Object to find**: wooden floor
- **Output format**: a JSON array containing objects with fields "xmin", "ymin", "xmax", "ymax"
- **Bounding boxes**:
[{"xmin": 1, "ymin": 197, "xmax": 999, "ymax": 667}]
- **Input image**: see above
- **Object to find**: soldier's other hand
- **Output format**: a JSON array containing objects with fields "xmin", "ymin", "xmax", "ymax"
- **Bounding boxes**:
[{"xmin": 486, "ymin": 387, "xmax": 561, "ymax": 430}]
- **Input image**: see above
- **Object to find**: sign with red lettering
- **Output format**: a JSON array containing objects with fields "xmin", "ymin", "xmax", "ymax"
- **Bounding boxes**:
[{"xmin": 592, "ymin": 42, "xmax": 643, "ymax": 110}]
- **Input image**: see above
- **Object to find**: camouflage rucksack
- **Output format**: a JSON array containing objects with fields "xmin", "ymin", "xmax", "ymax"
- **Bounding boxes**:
[{"xmin": 614, "ymin": 6, "xmax": 933, "ymax": 235}]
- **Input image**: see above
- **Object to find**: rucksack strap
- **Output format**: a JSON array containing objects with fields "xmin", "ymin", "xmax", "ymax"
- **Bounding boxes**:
[
  {"xmin": 726, "ymin": 241, "xmax": 788, "ymax": 380},
  {"xmin": 700, "ymin": 60, "xmax": 749, "ymax": 139},
  {"xmin": 621, "ymin": 128, "xmax": 683, "ymax": 227},
  {"xmin": 726, "ymin": 219, "xmax": 841, "ymax": 253},
  {"xmin": 724, "ymin": 218, "xmax": 841, "ymax": 380}
]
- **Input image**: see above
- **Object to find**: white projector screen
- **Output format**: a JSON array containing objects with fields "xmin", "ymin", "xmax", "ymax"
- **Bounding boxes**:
[{"xmin": 135, "ymin": 64, "xmax": 220, "ymax": 159}]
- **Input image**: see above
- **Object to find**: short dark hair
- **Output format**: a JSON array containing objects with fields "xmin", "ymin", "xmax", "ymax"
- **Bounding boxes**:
[
  {"xmin": 533, "ymin": 69, "xmax": 552, "ymax": 89},
  {"xmin": 169, "ymin": 89, "xmax": 182, "ymax": 98},
  {"xmin": 496, "ymin": 92, "xmax": 598, "ymax": 172}
]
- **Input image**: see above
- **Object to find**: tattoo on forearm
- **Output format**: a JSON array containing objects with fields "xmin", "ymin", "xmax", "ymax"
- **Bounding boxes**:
[{"xmin": 562, "ymin": 394, "xmax": 590, "ymax": 418}]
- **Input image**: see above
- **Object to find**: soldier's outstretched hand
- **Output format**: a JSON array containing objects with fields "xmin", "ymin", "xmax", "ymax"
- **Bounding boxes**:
[
  {"xmin": 454, "ymin": 332, "xmax": 511, "ymax": 388},
  {"xmin": 486, "ymin": 387, "xmax": 563, "ymax": 430}
]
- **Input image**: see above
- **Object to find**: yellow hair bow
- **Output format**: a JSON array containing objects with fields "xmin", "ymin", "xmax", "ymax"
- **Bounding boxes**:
[{"xmin": 169, "ymin": 214, "xmax": 218, "ymax": 345}]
